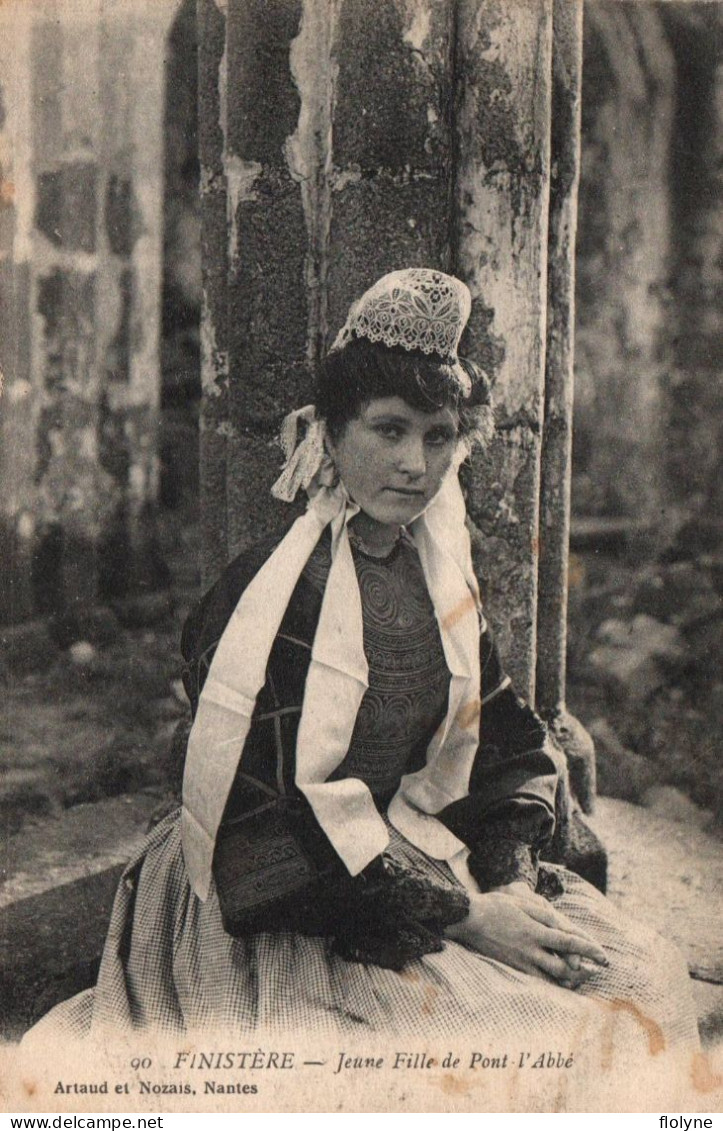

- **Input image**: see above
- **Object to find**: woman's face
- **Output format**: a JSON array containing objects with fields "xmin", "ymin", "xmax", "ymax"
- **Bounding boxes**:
[{"xmin": 326, "ymin": 396, "xmax": 460, "ymax": 539}]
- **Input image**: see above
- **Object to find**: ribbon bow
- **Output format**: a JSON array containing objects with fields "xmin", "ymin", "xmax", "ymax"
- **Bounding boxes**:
[{"xmin": 271, "ymin": 405, "xmax": 330, "ymax": 502}]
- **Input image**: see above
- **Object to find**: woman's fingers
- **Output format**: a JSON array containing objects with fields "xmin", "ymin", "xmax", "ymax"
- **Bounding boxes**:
[
  {"xmin": 486, "ymin": 891, "xmax": 611, "ymax": 969},
  {"xmin": 534, "ymin": 949, "xmax": 592, "ymax": 985},
  {"xmin": 446, "ymin": 893, "xmax": 610, "ymax": 985},
  {"xmin": 542, "ymin": 928, "xmax": 609, "ymax": 967},
  {"xmin": 519, "ymin": 900, "xmax": 609, "ymax": 962}
]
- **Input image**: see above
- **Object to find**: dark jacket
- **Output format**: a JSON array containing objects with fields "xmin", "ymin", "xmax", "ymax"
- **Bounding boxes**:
[{"xmin": 180, "ymin": 528, "xmax": 561, "ymax": 920}]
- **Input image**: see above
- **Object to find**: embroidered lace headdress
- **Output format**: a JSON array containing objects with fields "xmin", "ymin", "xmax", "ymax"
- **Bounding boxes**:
[
  {"xmin": 182, "ymin": 269, "xmax": 487, "ymax": 899},
  {"xmin": 332, "ymin": 267, "xmax": 472, "ymax": 367}
]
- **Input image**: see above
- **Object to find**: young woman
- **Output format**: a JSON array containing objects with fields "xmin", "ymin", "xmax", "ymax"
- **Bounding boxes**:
[{"xmin": 32, "ymin": 270, "xmax": 698, "ymax": 1057}]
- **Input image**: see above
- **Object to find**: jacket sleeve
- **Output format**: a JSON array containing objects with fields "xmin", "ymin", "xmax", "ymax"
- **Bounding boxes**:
[{"xmin": 438, "ymin": 619, "xmax": 560, "ymax": 891}]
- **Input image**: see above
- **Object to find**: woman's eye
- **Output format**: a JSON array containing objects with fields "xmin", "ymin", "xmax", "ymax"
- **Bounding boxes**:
[
  {"xmin": 425, "ymin": 430, "xmax": 456, "ymax": 446},
  {"xmin": 375, "ymin": 424, "xmax": 403, "ymax": 439}
]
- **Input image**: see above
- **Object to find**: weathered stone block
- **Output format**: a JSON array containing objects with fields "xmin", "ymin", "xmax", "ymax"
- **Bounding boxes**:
[
  {"xmin": 589, "ymin": 614, "xmax": 686, "ymax": 700},
  {"xmin": 35, "ymin": 164, "xmax": 97, "ymax": 252},
  {"xmin": 225, "ymin": 433, "xmax": 302, "ymax": 560},
  {"xmin": 227, "ymin": 184, "xmax": 310, "ymax": 422},
  {"xmin": 36, "ymin": 267, "xmax": 96, "ymax": 391},
  {"xmin": 34, "ymin": 170, "xmax": 62, "ymax": 245},
  {"xmin": 61, "ymin": 162, "xmax": 98, "ymax": 252},
  {"xmin": 334, "ymin": 0, "xmax": 452, "ymax": 171},
  {"xmin": 226, "ymin": 0, "xmax": 302, "ymax": 165},
  {"xmin": 112, "ymin": 592, "xmax": 174, "ymax": 630},
  {"xmin": 30, "ymin": 18, "xmax": 63, "ymax": 168},
  {"xmin": 589, "ymin": 717, "xmax": 658, "ymax": 804},
  {"xmin": 596, "ymin": 614, "xmax": 685, "ymax": 659},
  {"xmin": 0, "ymin": 620, "xmax": 60, "ymax": 676},
  {"xmin": 105, "ymin": 266, "xmax": 133, "ymax": 383},
  {"xmin": 105, "ymin": 175, "xmax": 135, "ymax": 256},
  {"xmin": 327, "ymin": 177, "xmax": 450, "ymax": 343},
  {"xmin": 633, "ymin": 562, "xmax": 721, "ymax": 624},
  {"xmin": 0, "ymin": 868, "xmax": 121, "ymax": 1039},
  {"xmin": 549, "ymin": 708, "xmax": 596, "ymax": 814},
  {"xmin": 588, "ymin": 645, "xmax": 666, "ymax": 702}
]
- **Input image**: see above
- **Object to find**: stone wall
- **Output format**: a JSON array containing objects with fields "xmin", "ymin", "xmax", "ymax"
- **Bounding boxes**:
[{"xmin": 0, "ymin": 0, "xmax": 179, "ymax": 629}]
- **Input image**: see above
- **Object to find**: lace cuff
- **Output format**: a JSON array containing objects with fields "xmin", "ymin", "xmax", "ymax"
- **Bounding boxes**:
[
  {"xmin": 467, "ymin": 830, "xmax": 538, "ymax": 891},
  {"xmin": 331, "ymin": 856, "xmax": 470, "ymax": 970}
]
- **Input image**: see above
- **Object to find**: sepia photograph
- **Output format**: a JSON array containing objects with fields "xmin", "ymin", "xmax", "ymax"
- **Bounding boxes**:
[{"xmin": 0, "ymin": 0, "xmax": 721, "ymax": 1115}]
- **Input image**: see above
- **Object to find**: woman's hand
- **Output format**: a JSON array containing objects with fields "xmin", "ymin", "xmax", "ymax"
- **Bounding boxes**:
[{"xmin": 445, "ymin": 889, "xmax": 609, "ymax": 988}]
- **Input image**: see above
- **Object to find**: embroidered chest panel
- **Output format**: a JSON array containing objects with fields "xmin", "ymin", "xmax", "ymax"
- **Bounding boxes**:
[{"xmin": 303, "ymin": 535, "xmax": 451, "ymax": 799}]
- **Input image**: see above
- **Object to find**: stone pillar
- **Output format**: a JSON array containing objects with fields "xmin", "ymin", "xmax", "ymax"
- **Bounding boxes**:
[
  {"xmin": 661, "ymin": 5, "xmax": 722, "ymax": 526},
  {"xmin": 326, "ymin": 0, "xmax": 454, "ymax": 338},
  {"xmin": 0, "ymin": 2, "xmax": 36, "ymax": 624},
  {"xmin": 31, "ymin": 0, "xmax": 112, "ymax": 616},
  {"xmin": 454, "ymin": 0, "xmax": 553, "ymax": 697},
  {"xmin": 0, "ymin": 0, "xmax": 177, "ymax": 626},
  {"xmin": 222, "ymin": 0, "xmax": 311, "ymax": 559},
  {"xmin": 197, "ymin": 0, "xmax": 230, "ymax": 588},
  {"xmin": 536, "ymin": 0, "xmax": 595, "ymax": 810},
  {"xmin": 536, "ymin": 0, "xmax": 582, "ymax": 719},
  {"xmin": 109, "ymin": 4, "xmax": 171, "ymax": 591},
  {"xmin": 574, "ymin": 1, "xmax": 675, "ymax": 529}
]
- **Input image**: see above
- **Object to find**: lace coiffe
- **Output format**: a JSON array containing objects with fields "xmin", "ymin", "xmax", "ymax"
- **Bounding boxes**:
[{"xmin": 331, "ymin": 268, "xmax": 473, "ymax": 392}]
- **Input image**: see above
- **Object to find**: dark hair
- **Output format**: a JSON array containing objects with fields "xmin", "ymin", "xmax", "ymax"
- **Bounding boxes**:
[{"xmin": 316, "ymin": 338, "xmax": 494, "ymax": 446}]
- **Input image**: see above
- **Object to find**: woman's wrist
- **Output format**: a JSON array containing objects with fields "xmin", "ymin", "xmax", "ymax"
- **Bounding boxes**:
[{"xmin": 444, "ymin": 892, "xmax": 488, "ymax": 942}]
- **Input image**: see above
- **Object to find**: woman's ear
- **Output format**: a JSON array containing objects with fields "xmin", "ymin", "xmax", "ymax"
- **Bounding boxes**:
[
  {"xmin": 318, "ymin": 443, "xmax": 339, "ymax": 488},
  {"xmin": 317, "ymin": 424, "xmax": 339, "ymax": 488}
]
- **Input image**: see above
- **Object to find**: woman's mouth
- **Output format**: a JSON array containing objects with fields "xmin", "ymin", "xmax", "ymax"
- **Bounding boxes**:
[{"xmin": 385, "ymin": 487, "xmax": 425, "ymax": 497}]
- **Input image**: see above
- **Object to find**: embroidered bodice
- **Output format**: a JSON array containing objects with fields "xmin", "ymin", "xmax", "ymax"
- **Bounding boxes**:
[{"xmin": 302, "ymin": 531, "xmax": 451, "ymax": 804}]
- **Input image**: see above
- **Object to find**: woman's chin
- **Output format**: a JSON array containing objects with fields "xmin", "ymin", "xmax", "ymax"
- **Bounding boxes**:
[{"xmin": 369, "ymin": 497, "xmax": 428, "ymax": 527}]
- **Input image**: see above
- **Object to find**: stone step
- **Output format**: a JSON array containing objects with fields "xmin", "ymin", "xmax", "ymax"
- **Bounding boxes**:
[
  {"xmin": 0, "ymin": 866, "xmax": 124, "ymax": 1040},
  {"xmin": 589, "ymin": 795, "xmax": 723, "ymax": 987},
  {"xmin": 0, "ymin": 792, "xmax": 161, "ymax": 910},
  {"xmin": 0, "ymin": 791, "xmax": 164, "ymax": 1039}
]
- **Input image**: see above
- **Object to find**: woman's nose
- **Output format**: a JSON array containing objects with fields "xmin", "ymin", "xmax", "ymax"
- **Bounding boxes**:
[{"xmin": 397, "ymin": 437, "xmax": 426, "ymax": 478}]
